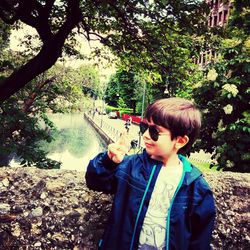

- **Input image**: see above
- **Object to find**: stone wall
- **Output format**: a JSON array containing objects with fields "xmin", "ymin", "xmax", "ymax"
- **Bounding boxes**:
[{"xmin": 0, "ymin": 167, "xmax": 249, "ymax": 250}]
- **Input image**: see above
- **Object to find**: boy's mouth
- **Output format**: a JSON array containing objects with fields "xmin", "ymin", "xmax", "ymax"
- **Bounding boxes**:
[{"xmin": 145, "ymin": 142, "xmax": 154, "ymax": 148}]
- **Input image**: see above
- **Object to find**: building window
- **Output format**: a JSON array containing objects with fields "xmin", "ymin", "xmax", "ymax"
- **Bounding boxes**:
[
  {"xmin": 202, "ymin": 53, "xmax": 206, "ymax": 65},
  {"xmin": 209, "ymin": 16, "xmax": 213, "ymax": 26},
  {"xmin": 214, "ymin": 0, "xmax": 219, "ymax": 9},
  {"xmin": 219, "ymin": 11, "xmax": 222, "ymax": 22},
  {"xmin": 224, "ymin": 10, "xmax": 228, "ymax": 22},
  {"xmin": 214, "ymin": 15, "xmax": 218, "ymax": 26}
]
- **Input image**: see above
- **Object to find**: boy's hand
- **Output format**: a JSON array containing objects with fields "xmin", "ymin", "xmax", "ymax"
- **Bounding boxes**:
[{"xmin": 108, "ymin": 132, "xmax": 131, "ymax": 163}]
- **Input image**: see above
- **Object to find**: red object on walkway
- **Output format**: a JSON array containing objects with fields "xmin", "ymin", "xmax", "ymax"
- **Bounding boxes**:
[{"xmin": 122, "ymin": 114, "xmax": 142, "ymax": 124}]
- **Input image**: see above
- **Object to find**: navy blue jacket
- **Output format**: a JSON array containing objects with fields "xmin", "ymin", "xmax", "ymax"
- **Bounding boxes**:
[{"xmin": 85, "ymin": 150, "xmax": 216, "ymax": 250}]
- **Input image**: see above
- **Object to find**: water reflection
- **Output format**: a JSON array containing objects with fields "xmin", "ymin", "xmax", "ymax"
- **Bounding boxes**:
[{"xmin": 43, "ymin": 113, "xmax": 107, "ymax": 171}]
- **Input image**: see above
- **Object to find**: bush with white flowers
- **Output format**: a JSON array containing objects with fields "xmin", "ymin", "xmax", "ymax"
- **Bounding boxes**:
[
  {"xmin": 192, "ymin": 11, "xmax": 249, "ymax": 172},
  {"xmin": 222, "ymin": 84, "xmax": 239, "ymax": 97}
]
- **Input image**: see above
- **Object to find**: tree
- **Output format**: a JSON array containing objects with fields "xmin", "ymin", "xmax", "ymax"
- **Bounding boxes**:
[
  {"xmin": 80, "ymin": 64, "xmax": 102, "ymax": 98},
  {"xmin": 0, "ymin": 19, "xmax": 11, "ymax": 80},
  {"xmin": 105, "ymin": 69, "xmax": 138, "ymax": 113},
  {"xmin": 0, "ymin": 23, "xmax": 102, "ymax": 168},
  {"xmin": 0, "ymin": 0, "xmax": 82, "ymax": 101},
  {"xmin": 0, "ymin": 19, "xmax": 10, "ymax": 50},
  {"xmin": 0, "ymin": 60, "xmax": 86, "ymax": 168},
  {"xmin": 0, "ymin": 0, "xmax": 209, "ymax": 101},
  {"xmin": 193, "ymin": 0, "xmax": 250, "ymax": 172}
]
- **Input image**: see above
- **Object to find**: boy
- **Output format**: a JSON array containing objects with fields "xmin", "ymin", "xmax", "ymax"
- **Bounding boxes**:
[{"xmin": 85, "ymin": 97, "xmax": 216, "ymax": 250}]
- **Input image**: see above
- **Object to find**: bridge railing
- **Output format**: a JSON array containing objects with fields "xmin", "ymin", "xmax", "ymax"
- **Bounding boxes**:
[{"xmin": 84, "ymin": 113, "xmax": 121, "ymax": 143}]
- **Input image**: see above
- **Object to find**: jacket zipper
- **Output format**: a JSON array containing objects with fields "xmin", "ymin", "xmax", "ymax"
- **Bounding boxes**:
[
  {"xmin": 165, "ymin": 167, "xmax": 186, "ymax": 250},
  {"xmin": 129, "ymin": 164, "xmax": 157, "ymax": 250}
]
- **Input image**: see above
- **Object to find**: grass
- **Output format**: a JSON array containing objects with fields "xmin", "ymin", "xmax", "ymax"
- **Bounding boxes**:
[{"xmin": 189, "ymin": 160, "xmax": 219, "ymax": 173}]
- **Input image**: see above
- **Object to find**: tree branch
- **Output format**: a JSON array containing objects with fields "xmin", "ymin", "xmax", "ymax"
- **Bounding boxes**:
[
  {"xmin": 22, "ymin": 77, "xmax": 55, "ymax": 113},
  {"xmin": 0, "ymin": 0, "xmax": 82, "ymax": 102}
]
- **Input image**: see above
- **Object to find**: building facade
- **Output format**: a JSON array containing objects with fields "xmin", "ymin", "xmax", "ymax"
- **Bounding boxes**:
[
  {"xmin": 195, "ymin": 0, "xmax": 233, "ymax": 67},
  {"xmin": 207, "ymin": 0, "xmax": 232, "ymax": 27}
]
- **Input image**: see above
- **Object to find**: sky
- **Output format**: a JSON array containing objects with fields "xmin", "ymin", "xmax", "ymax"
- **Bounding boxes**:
[{"xmin": 9, "ymin": 24, "xmax": 116, "ymax": 83}]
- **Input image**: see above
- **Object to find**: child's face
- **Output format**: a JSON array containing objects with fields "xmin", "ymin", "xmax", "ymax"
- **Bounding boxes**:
[{"xmin": 142, "ymin": 120, "xmax": 177, "ymax": 161}]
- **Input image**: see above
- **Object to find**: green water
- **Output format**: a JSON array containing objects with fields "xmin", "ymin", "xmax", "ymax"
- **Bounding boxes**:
[{"xmin": 43, "ymin": 113, "xmax": 107, "ymax": 171}]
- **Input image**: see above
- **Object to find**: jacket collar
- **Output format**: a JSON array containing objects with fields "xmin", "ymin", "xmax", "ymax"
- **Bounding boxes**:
[
  {"xmin": 178, "ymin": 154, "xmax": 202, "ymax": 185},
  {"xmin": 138, "ymin": 150, "xmax": 202, "ymax": 186}
]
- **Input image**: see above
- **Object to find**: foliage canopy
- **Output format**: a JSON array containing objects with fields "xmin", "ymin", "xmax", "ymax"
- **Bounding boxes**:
[{"xmin": 0, "ymin": 0, "xmax": 208, "ymax": 101}]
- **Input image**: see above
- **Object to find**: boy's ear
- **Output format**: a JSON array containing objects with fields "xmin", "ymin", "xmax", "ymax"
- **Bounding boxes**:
[{"xmin": 175, "ymin": 135, "xmax": 189, "ymax": 150}]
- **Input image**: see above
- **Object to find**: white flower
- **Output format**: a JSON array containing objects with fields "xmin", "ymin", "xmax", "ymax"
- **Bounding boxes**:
[
  {"xmin": 223, "ymin": 104, "xmax": 233, "ymax": 114},
  {"xmin": 217, "ymin": 119, "xmax": 226, "ymax": 132},
  {"xmin": 207, "ymin": 68, "xmax": 218, "ymax": 81},
  {"xmin": 212, "ymin": 131, "xmax": 217, "ymax": 139},
  {"xmin": 218, "ymin": 119, "xmax": 223, "ymax": 129},
  {"xmin": 222, "ymin": 84, "xmax": 239, "ymax": 97},
  {"xmin": 226, "ymin": 160, "xmax": 234, "ymax": 168}
]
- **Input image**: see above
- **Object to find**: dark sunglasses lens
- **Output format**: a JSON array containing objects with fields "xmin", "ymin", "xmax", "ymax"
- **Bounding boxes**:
[
  {"xmin": 149, "ymin": 126, "xmax": 159, "ymax": 141},
  {"xmin": 140, "ymin": 122, "xmax": 148, "ymax": 134},
  {"xmin": 140, "ymin": 122, "xmax": 159, "ymax": 141}
]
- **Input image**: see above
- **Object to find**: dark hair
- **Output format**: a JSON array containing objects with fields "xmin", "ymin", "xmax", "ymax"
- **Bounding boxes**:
[{"xmin": 145, "ymin": 97, "xmax": 201, "ymax": 153}]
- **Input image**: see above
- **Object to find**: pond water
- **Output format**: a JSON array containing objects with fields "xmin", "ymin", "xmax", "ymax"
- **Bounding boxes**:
[{"xmin": 43, "ymin": 113, "xmax": 107, "ymax": 171}]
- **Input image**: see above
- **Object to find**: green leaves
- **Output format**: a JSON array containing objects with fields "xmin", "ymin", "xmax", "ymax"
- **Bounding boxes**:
[
  {"xmin": 0, "ymin": 59, "xmax": 87, "ymax": 168},
  {"xmin": 192, "ymin": 1, "xmax": 250, "ymax": 172}
]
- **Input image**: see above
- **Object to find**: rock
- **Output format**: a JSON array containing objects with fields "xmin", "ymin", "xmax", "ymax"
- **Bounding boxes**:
[
  {"xmin": 31, "ymin": 207, "xmax": 43, "ymax": 217},
  {"xmin": 0, "ymin": 203, "xmax": 11, "ymax": 214},
  {"xmin": 34, "ymin": 241, "xmax": 42, "ymax": 247},
  {"xmin": 11, "ymin": 222, "xmax": 21, "ymax": 237},
  {"xmin": 32, "ymin": 180, "xmax": 46, "ymax": 198},
  {"xmin": 0, "ymin": 167, "xmax": 249, "ymax": 249},
  {"xmin": 40, "ymin": 192, "xmax": 47, "ymax": 199},
  {"xmin": 64, "ymin": 210, "xmax": 81, "ymax": 226},
  {"xmin": 2, "ymin": 178, "xmax": 9, "ymax": 187},
  {"xmin": 46, "ymin": 180, "xmax": 65, "ymax": 192},
  {"xmin": 11, "ymin": 206, "xmax": 23, "ymax": 214},
  {"xmin": 225, "ymin": 210, "xmax": 235, "ymax": 216}
]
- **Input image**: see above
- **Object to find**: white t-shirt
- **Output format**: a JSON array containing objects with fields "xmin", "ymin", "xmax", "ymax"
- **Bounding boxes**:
[{"xmin": 138, "ymin": 161, "xmax": 183, "ymax": 250}]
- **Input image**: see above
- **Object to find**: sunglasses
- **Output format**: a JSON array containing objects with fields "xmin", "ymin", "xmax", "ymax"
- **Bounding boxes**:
[{"xmin": 139, "ymin": 121, "xmax": 170, "ymax": 141}]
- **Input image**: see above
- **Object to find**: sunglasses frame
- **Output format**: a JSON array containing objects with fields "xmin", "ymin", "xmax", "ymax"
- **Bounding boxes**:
[{"xmin": 139, "ymin": 121, "xmax": 170, "ymax": 141}]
